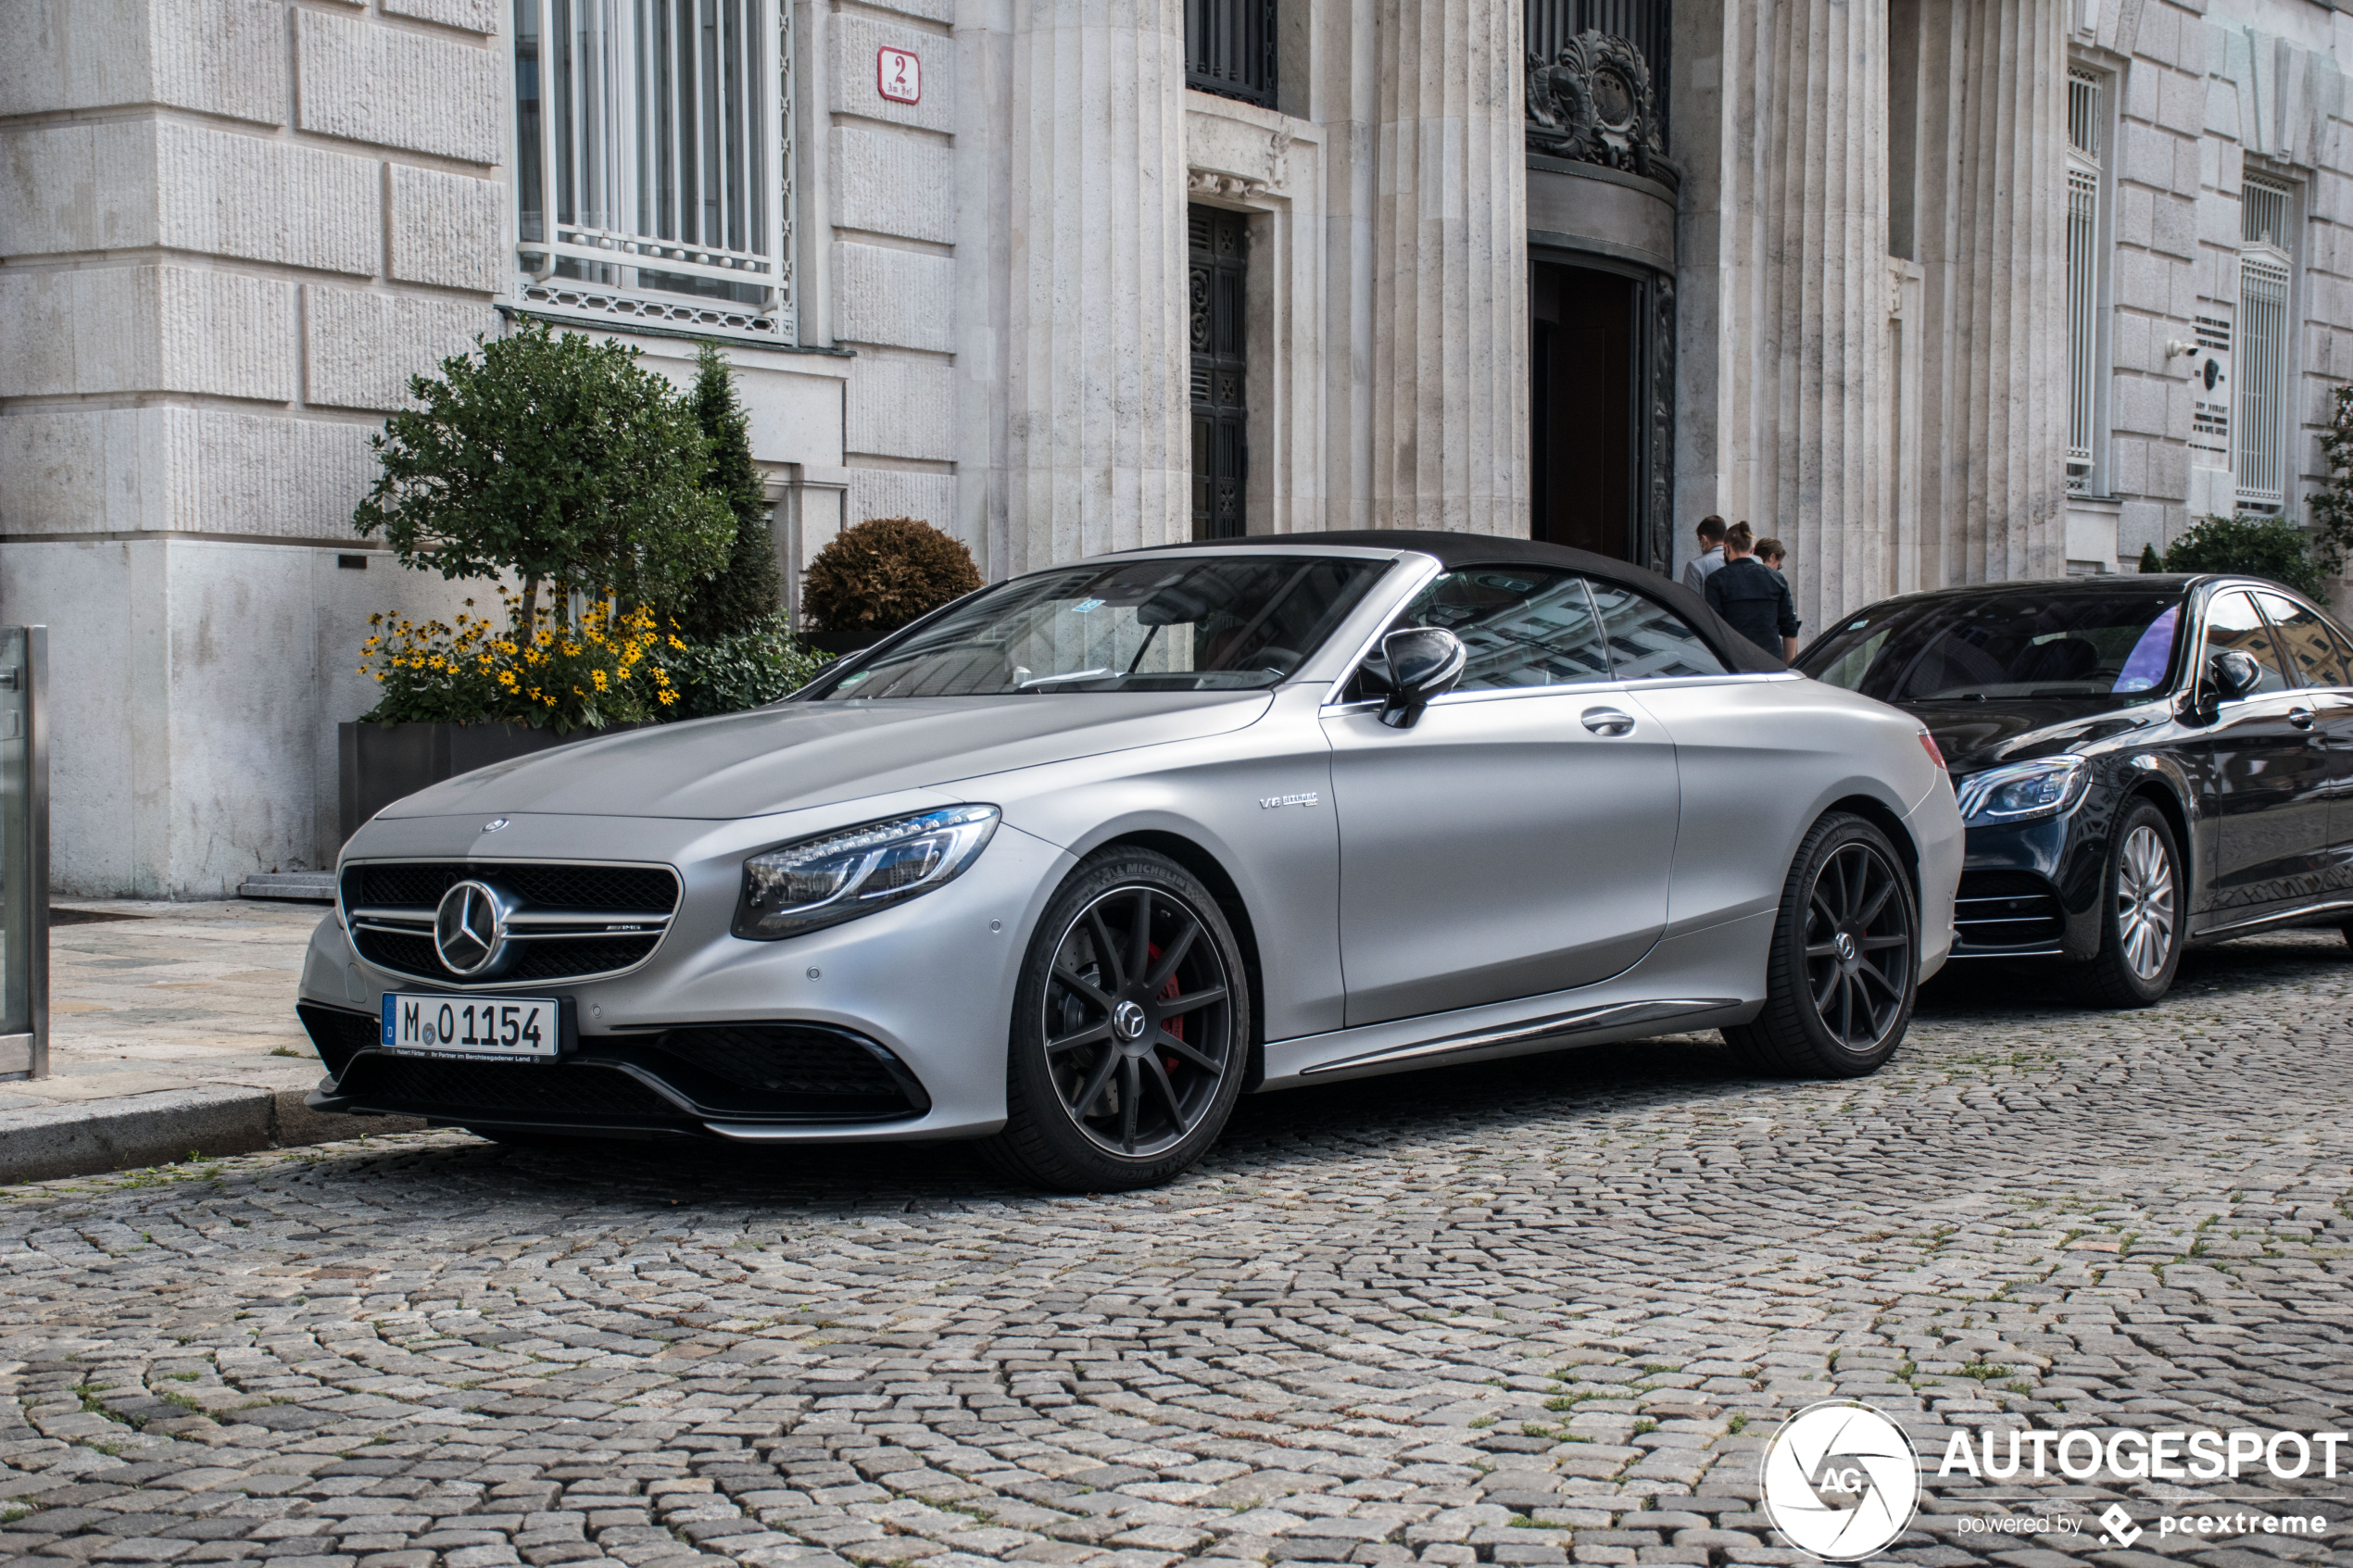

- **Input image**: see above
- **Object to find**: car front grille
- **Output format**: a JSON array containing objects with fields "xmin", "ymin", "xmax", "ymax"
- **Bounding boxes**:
[
  {"xmin": 340, "ymin": 859, "xmax": 680, "ymax": 988},
  {"xmin": 629, "ymin": 1023, "xmax": 928, "ymax": 1118},
  {"xmin": 1954, "ymin": 870, "xmax": 2065, "ymax": 950}
]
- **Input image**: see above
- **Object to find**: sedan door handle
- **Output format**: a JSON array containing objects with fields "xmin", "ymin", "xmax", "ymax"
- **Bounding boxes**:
[
  {"xmin": 2289, "ymin": 707, "xmax": 2316, "ymax": 730},
  {"xmin": 1581, "ymin": 707, "xmax": 1636, "ymax": 736}
]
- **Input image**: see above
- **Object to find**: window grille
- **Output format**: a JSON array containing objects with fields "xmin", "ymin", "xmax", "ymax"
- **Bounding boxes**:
[
  {"xmin": 2235, "ymin": 177, "xmax": 2294, "ymax": 511},
  {"xmin": 2064, "ymin": 67, "xmax": 2103, "ymax": 496},
  {"xmin": 513, "ymin": 0, "xmax": 793, "ymax": 341},
  {"xmin": 1186, "ymin": 0, "xmax": 1274, "ymax": 107}
]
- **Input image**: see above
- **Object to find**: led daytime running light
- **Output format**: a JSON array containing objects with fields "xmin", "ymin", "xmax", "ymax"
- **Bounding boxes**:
[{"xmin": 734, "ymin": 805, "xmax": 1000, "ymax": 941}]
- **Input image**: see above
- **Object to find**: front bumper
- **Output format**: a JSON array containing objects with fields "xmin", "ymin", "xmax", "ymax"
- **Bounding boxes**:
[
  {"xmin": 1945, "ymin": 809, "xmax": 2108, "ymax": 960},
  {"xmin": 297, "ymin": 804, "xmax": 1076, "ymax": 1144}
]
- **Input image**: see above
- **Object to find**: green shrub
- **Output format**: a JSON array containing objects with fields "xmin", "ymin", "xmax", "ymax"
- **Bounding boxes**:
[
  {"xmin": 648, "ymin": 611, "xmax": 832, "ymax": 720},
  {"xmin": 2157, "ymin": 513, "xmax": 2327, "ymax": 598},
  {"xmin": 672, "ymin": 345, "xmax": 784, "ymax": 640},
  {"xmin": 801, "ymin": 517, "xmax": 983, "ymax": 637}
]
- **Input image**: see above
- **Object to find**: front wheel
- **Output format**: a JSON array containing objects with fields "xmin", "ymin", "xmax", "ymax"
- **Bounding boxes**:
[
  {"xmin": 2070, "ymin": 799, "xmax": 2182, "ymax": 1008},
  {"xmin": 1723, "ymin": 811, "xmax": 1918, "ymax": 1077},
  {"xmin": 979, "ymin": 850, "xmax": 1251, "ymax": 1191}
]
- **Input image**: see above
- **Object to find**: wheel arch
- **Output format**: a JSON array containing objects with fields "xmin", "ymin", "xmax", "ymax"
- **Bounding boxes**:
[
  {"xmin": 1823, "ymin": 793, "xmax": 1922, "ymax": 910},
  {"xmin": 1089, "ymin": 829, "xmax": 1268, "ymax": 1091}
]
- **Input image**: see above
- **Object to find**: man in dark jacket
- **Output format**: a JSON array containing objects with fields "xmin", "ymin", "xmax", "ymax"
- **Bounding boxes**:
[{"xmin": 1704, "ymin": 522, "xmax": 1800, "ymax": 659}]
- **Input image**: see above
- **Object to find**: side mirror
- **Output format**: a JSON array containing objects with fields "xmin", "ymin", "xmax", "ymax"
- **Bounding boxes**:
[
  {"xmin": 2209, "ymin": 648, "xmax": 2263, "ymax": 702},
  {"xmin": 1378, "ymin": 627, "xmax": 1467, "ymax": 729}
]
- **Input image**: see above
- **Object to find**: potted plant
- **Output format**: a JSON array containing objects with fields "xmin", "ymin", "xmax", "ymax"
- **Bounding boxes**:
[
  {"xmin": 339, "ymin": 323, "xmax": 734, "ymax": 841},
  {"xmin": 799, "ymin": 516, "xmax": 985, "ymax": 654}
]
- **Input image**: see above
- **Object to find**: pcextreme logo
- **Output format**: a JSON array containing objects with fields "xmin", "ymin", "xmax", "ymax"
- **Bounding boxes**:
[{"xmin": 1758, "ymin": 1400, "xmax": 1922, "ymax": 1562}]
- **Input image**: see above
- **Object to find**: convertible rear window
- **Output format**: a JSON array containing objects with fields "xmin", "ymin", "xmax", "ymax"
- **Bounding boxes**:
[
  {"xmin": 807, "ymin": 556, "xmax": 1390, "ymax": 698},
  {"xmin": 1798, "ymin": 589, "xmax": 2186, "ymax": 704}
]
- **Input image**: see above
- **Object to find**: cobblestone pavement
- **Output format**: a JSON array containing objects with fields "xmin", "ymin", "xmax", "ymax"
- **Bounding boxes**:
[{"xmin": 3, "ymin": 933, "xmax": 2350, "ymax": 1568}]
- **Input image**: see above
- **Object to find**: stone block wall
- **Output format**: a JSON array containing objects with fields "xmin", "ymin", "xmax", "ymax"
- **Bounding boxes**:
[
  {"xmin": 0, "ymin": 0, "xmax": 501, "ymax": 895},
  {"xmin": 2081, "ymin": 0, "xmax": 2353, "ymax": 573}
]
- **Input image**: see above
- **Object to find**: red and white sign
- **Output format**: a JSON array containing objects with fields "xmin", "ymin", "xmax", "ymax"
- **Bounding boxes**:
[{"xmin": 876, "ymin": 46, "xmax": 921, "ymax": 104}]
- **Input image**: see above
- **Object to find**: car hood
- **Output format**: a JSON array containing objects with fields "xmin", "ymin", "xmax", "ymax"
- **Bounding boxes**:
[
  {"xmin": 1913, "ymin": 698, "xmax": 2171, "ymax": 776},
  {"xmin": 379, "ymin": 692, "xmax": 1277, "ymax": 822}
]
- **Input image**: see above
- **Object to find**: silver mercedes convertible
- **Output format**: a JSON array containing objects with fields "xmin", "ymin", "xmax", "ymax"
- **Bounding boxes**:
[{"xmin": 297, "ymin": 533, "xmax": 1962, "ymax": 1189}]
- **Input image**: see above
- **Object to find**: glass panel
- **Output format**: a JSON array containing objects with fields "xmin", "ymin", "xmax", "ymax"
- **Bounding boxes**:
[
  {"xmin": 2255, "ymin": 592, "xmax": 2350, "ymax": 688},
  {"xmin": 2205, "ymin": 591, "xmax": 2292, "ymax": 695},
  {"xmin": 0, "ymin": 628, "xmax": 31, "ymax": 1040},
  {"xmin": 515, "ymin": 0, "xmax": 545, "ymax": 243},
  {"xmin": 1385, "ymin": 569, "xmax": 1615, "ymax": 690},
  {"xmin": 814, "ymin": 557, "xmax": 1390, "ymax": 698},
  {"xmin": 1586, "ymin": 583, "xmax": 1728, "ymax": 679},
  {"xmin": 2067, "ymin": 165, "xmax": 2099, "ymax": 489},
  {"xmin": 2237, "ymin": 252, "xmax": 2290, "ymax": 507},
  {"xmin": 1797, "ymin": 588, "xmax": 2187, "ymax": 704}
]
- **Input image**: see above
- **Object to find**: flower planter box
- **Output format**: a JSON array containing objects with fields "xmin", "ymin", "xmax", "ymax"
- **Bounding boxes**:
[{"xmin": 337, "ymin": 720, "xmax": 642, "ymax": 847}]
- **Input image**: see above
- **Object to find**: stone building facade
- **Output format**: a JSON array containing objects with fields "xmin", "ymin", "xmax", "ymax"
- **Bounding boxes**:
[{"xmin": 2, "ymin": 0, "xmax": 2350, "ymax": 894}]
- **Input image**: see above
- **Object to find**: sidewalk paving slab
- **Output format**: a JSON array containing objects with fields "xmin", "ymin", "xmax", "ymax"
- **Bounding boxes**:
[{"xmin": 0, "ymin": 898, "xmax": 422, "ymax": 1184}]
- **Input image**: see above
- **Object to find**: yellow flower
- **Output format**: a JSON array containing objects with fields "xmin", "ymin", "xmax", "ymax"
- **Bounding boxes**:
[
  {"xmin": 591, "ymin": 671, "xmax": 609, "ymax": 692},
  {"xmin": 658, "ymin": 689, "xmax": 676, "ymax": 705}
]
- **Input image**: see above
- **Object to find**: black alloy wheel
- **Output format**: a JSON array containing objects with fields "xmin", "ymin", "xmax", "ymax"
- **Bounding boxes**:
[
  {"xmin": 1725, "ymin": 811, "xmax": 1918, "ymax": 1077},
  {"xmin": 2071, "ymin": 797, "xmax": 2183, "ymax": 1008},
  {"xmin": 983, "ymin": 850, "xmax": 1250, "ymax": 1190}
]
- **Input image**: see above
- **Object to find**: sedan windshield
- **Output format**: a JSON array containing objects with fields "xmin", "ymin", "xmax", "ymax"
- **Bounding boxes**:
[
  {"xmin": 809, "ymin": 555, "xmax": 1390, "ymax": 698},
  {"xmin": 1797, "ymin": 588, "xmax": 2186, "ymax": 704}
]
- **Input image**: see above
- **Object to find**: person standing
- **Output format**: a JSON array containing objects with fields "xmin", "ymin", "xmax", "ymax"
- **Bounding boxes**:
[
  {"xmin": 1704, "ymin": 522, "xmax": 1801, "ymax": 660},
  {"xmin": 1755, "ymin": 536, "xmax": 1789, "ymax": 586},
  {"xmin": 1680, "ymin": 516, "xmax": 1729, "ymax": 595}
]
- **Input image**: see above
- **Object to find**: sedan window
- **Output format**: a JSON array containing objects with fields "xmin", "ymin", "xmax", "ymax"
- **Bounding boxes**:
[
  {"xmin": 2204, "ymin": 592, "xmax": 2292, "ymax": 696},
  {"xmin": 809, "ymin": 556, "xmax": 1390, "ymax": 698},
  {"xmin": 1799, "ymin": 589, "xmax": 2184, "ymax": 704},
  {"xmin": 2254, "ymin": 592, "xmax": 2351, "ymax": 688}
]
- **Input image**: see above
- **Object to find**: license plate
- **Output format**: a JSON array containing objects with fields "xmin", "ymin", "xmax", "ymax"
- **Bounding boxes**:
[{"xmin": 381, "ymin": 993, "xmax": 561, "ymax": 1060}]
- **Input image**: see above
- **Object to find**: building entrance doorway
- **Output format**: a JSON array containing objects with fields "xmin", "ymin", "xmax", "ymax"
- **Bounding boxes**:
[{"xmin": 1529, "ymin": 257, "xmax": 1672, "ymax": 571}]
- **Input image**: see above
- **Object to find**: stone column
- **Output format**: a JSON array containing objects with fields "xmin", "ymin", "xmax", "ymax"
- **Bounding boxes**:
[
  {"xmin": 1911, "ymin": 0, "xmax": 2070, "ymax": 585},
  {"xmin": 999, "ymin": 0, "xmax": 1192, "ymax": 573},
  {"xmin": 1716, "ymin": 0, "xmax": 1892, "ymax": 632},
  {"xmin": 1364, "ymin": 0, "xmax": 1528, "ymax": 533}
]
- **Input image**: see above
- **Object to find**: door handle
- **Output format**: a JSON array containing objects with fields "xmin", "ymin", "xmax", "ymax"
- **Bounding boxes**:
[
  {"xmin": 1581, "ymin": 708, "xmax": 1635, "ymax": 736},
  {"xmin": 2289, "ymin": 707, "xmax": 2316, "ymax": 730}
]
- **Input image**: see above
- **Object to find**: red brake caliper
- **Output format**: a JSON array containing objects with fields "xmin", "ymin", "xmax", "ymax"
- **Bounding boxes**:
[{"xmin": 1147, "ymin": 941, "xmax": 1182, "ymax": 1076}]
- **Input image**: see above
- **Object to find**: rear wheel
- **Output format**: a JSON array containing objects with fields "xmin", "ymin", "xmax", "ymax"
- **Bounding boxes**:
[
  {"xmin": 980, "ymin": 851, "xmax": 1250, "ymax": 1191},
  {"xmin": 2070, "ymin": 799, "xmax": 2182, "ymax": 1008},
  {"xmin": 1724, "ymin": 812, "xmax": 1918, "ymax": 1077}
]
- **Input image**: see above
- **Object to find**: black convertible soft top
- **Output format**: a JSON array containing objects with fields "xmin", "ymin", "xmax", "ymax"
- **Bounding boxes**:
[{"xmin": 1136, "ymin": 529, "xmax": 1787, "ymax": 675}]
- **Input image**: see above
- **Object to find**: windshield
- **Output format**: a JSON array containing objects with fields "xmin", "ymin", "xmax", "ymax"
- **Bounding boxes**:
[
  {"xmin": 808, "ymin": 555, "xmax": 1390, "ymax": 699},
  {"xmin": 1797, "ymin": 588, "xmax": 2186, "ymax": 704}
]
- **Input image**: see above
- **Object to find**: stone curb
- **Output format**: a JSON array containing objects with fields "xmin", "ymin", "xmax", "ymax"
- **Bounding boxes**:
[{"xmin": 0, "ymin": 1085, "xmax": 425, "ymax": 1185}]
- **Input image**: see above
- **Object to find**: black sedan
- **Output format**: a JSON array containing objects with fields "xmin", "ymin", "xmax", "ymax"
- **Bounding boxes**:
[{"xmin": 1795, "ymin": 573, "xmax": 2353, "ymax": 1006}]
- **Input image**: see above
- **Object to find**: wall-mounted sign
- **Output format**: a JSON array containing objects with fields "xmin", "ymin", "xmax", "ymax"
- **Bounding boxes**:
[
  {"xmin": 2187, "ymin": 312, "xmax": 2232, "ymax": 462},
  {"xmin": 877, "ymin": 46, "xmax": 922, "ymax": 105}
]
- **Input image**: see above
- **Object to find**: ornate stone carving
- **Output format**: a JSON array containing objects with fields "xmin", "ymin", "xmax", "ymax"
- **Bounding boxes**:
[{"xmin": 1526, "ymin": 29, "xmax": 1664, "ymax": 178}]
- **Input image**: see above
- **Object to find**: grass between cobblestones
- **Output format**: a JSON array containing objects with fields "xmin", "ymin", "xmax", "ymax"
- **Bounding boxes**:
[{"xmin": 0, "ymin": 934, "xmax": 2349, "ymax": 1568}]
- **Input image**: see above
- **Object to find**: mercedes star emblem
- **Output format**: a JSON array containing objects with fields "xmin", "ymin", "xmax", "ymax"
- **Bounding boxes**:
[{"xmin": 434, "ymin": 880, "xmax": 507, "ymax": 976}]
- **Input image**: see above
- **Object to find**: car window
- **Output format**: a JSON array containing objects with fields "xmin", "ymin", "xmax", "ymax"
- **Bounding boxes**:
[
  {"xmin": 811, "ymin": 556, "xmax": 1389, "ymax": 698},
  {"xmin": 2255, "ymin": 592, "xmax": 2351, "ymax": 688},
  {"xmin": 1799, "ymin": 589, "xmax": 2184, "ymax": 703},
  {"xmin": 1585, "ymin": 583, "xmax": 1730, "ymax": 680},
  {"xmin": 1373, "ymin": 567, "xmax": 1616, "ymax": 692},
  {"xmin": 2204, "ymin": 591, "xmax": 2292, "ymax": 696}
]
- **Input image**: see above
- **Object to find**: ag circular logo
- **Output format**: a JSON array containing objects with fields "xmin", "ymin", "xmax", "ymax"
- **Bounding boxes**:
[{"xmin": 1758, "ymin": 1400, "xmax": 1919, "ymax": 1561}]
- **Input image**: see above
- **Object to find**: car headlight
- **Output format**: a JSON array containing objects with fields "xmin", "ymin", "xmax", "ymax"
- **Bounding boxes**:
[
  {"xmin": 733, "ymin": 805, "xmax": 1000, "ymax": 940},
  {"xmin": 1953, "ymin": 757, "xmax": 2090, "ymax": 824}
]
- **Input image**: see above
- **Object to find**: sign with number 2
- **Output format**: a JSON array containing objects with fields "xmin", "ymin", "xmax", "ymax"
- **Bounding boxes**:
[{"xmin": 877, "ymin": 46, "xmax": 922, "ymax": 105}]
